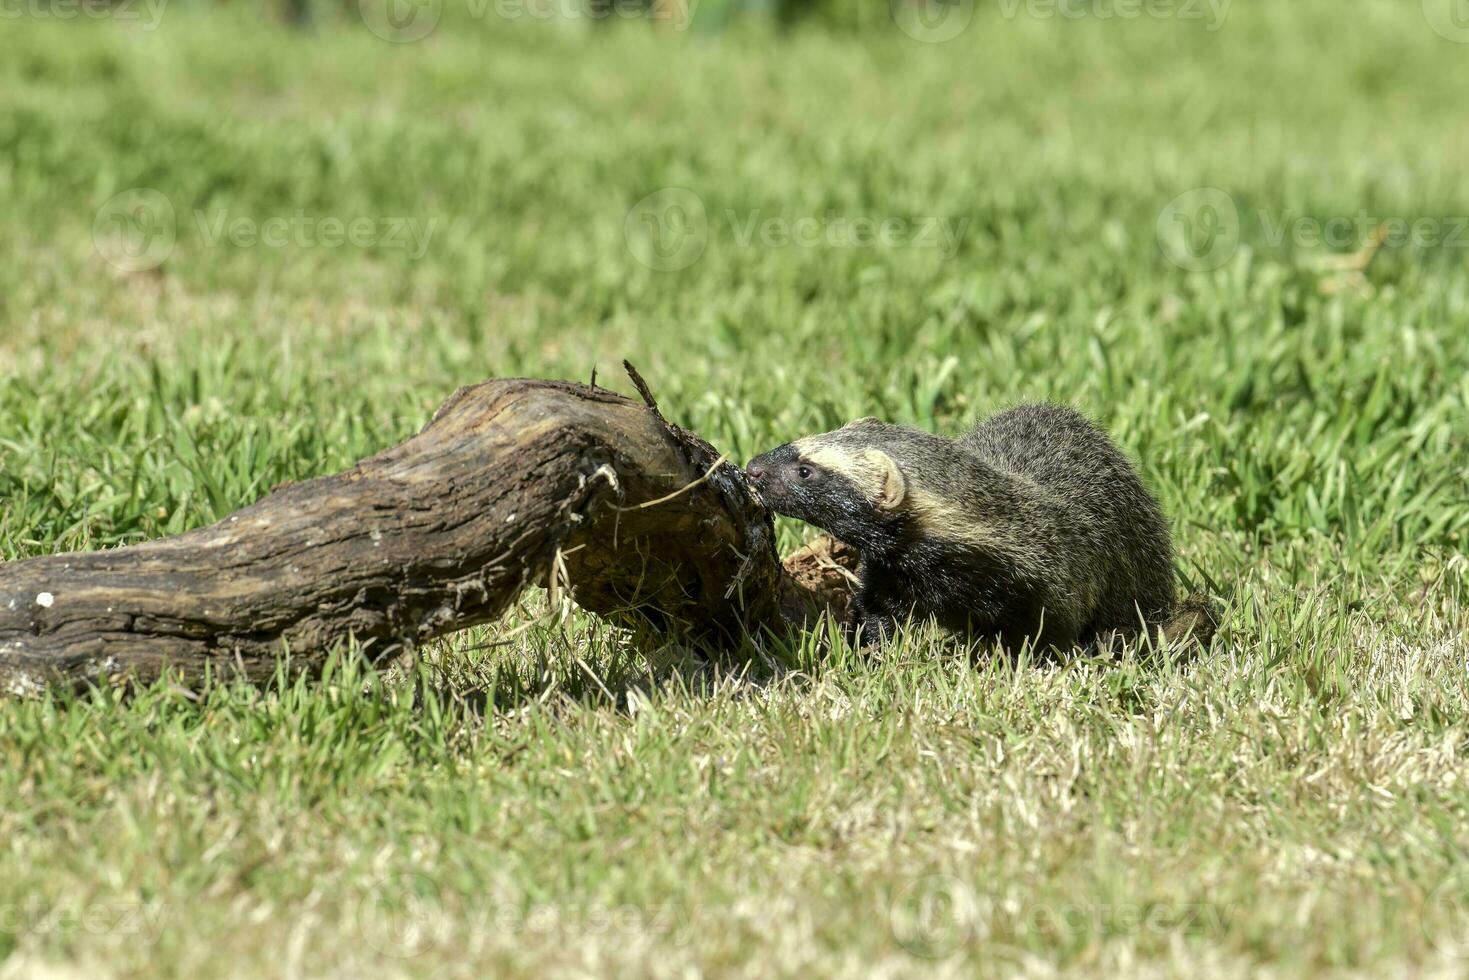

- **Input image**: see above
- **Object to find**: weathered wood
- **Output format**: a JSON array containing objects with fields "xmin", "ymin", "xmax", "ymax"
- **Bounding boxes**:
[
  {"xmin": 0, "ymin": 376, "xmax": 845, "ymax": 694},
  {"xmin": 0, "ymin": 372, "xmax": 1214, "ymax": 694}
]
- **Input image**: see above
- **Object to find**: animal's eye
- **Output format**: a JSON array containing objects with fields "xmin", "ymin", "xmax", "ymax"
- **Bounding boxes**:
[{"xmin": 797, "ymin": 465, "xmax": 813, "ymax": 480}]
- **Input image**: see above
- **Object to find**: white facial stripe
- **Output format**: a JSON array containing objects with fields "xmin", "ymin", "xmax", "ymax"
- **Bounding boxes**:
[
  {"xmin": 795, "ymin": 435, "xmax": 1048, "ymax": 582},
  {"xmin": 799, "ymin": 444, "xmax": 887, "ymax": 498}
]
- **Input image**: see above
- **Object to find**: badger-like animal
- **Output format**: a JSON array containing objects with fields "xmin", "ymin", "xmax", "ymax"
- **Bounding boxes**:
[{"xmin": 744, "ymin": 406, "xmax": 1174, "ymax": 649}]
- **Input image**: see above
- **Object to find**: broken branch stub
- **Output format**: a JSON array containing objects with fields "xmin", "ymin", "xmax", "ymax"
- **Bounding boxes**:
[{"xmin": 0, "ymin": 377, "xmax": 844, "ymax": 693}]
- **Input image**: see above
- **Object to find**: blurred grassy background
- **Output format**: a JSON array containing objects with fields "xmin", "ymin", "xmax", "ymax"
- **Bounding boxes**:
[{"xmin": 1, "ymin": 2, "xmax": 1468, "ymax": 976}]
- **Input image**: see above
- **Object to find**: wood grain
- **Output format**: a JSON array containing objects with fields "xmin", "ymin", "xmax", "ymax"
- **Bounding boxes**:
[{"xmin": 0, "ymin": 377, "xmax": 853, "ymax": 693}]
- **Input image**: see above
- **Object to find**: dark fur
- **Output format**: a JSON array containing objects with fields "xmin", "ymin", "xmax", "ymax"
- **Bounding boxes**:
[{"xmin": 745, "ymin": 406, "xmax": 1174, "ymax": 649}]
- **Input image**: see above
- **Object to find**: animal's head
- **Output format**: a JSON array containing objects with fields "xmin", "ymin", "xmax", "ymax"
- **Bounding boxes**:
[{"xmin": 744, "ymin": 417, "xmax": 911, "ymax": 551}]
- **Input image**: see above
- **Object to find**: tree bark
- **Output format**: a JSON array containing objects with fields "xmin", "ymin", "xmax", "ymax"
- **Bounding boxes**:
[{"xmin": 0, "ymin": 372, "xmax": 858, "ymax": 694}]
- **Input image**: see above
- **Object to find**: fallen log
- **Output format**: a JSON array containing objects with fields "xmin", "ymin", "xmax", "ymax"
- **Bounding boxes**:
[{"xmin": 0, "ymin": 369, "xmax": 859, "ymax": 694}]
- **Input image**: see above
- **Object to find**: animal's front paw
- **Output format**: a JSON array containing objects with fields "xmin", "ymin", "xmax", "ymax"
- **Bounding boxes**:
[{"xmin": 842, "ymin": 611, "xmax": 895, "ymax": 649}]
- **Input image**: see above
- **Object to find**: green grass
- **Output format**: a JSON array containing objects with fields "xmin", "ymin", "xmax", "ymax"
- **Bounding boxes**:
[{"xmin": 2, "ymin": 3, "xmax": 1469, "ymax": 975}]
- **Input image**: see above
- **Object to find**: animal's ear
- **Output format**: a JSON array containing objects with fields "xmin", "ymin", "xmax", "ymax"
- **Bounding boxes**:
[
  {"xmin": 862, "ymin": 449, "xmax": 906, "ymax": 511},
  {"xmin": 842, "ymin": 416, "xmax": 882, "ymax": 429}
]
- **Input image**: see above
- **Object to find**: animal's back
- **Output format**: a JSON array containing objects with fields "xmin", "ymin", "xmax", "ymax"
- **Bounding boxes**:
[{"xmin": 961, "ymin": 404, "xmax": 1175, "ymax": 633}]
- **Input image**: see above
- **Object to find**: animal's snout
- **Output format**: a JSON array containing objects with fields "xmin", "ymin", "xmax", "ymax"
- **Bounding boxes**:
[{"xmin": 745, "ymin": 461, "xmax": 767, "ymax": 482}]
